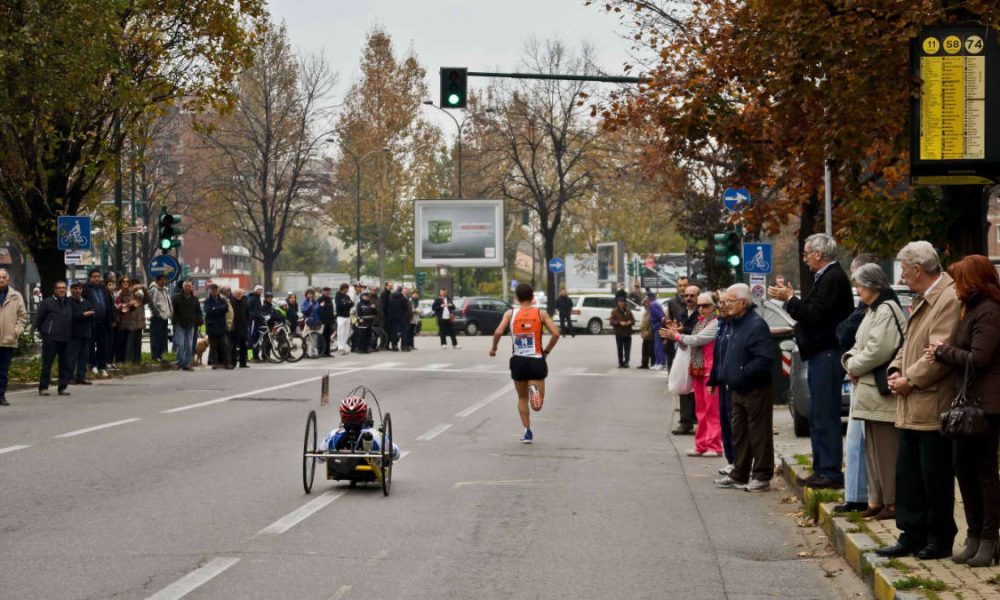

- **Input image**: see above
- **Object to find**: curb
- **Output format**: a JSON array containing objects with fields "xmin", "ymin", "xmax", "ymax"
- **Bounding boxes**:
[{"xmin": 781, "ymin": 457, "xmax": 931, "ymax": 600}]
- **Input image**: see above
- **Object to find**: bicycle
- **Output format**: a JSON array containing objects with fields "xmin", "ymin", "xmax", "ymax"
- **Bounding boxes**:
[
  {"xmin": 268, "ymin": 321, "xmax": 305, "ymax": 363},
  {"xmin": 300, "ymin": 320, "xmax": 327, "ymax": 358},
  {"xmin": 748, "ymin": 247, "xmax": 770, "ymax": 272}
]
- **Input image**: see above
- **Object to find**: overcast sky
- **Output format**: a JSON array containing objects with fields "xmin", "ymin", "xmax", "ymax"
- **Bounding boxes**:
[{"xmin": 266, "ymin": 0, "xmax": 635, "ymax": 133}]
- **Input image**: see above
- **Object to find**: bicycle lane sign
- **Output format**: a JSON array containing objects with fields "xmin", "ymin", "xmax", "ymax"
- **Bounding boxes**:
[
  {"xmin": 57, "ymin": 215, "xmax": 92, "ymax": 251},
  {"xmin": 742, "ymin": 243, "xmax": 772, "ymax": 274}
]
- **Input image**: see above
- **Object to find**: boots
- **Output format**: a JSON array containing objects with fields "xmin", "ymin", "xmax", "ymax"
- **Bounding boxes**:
[
  {"xmin": 967, "ymin": 539, "xmax": 999, "ymax": 568},
  {"xmin": 952, "ymin": 537, "xmax": 980, "ymax": 564}
]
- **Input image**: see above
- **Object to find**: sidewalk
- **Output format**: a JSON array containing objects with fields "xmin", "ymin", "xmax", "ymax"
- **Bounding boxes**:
[{"xmin": 779, "ymin": 451, "xmax": 1000, "ymax": 599}]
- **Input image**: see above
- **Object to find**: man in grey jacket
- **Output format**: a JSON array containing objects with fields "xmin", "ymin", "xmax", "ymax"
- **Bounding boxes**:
[
  {"xmin": 148, "ymin": 273, "xmax": 173, "ymax": 363},
  {"xmin": 0, "ymin": 268, "xmax": 27, "ymax": 405}
]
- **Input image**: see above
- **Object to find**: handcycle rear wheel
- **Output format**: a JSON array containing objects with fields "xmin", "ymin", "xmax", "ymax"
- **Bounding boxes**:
[
  {"xmin": 380, "ymin": 412, "xmax": 393, "ymax": 497},
  {"xmin": 303, "ymin": 410, "xmax": 317, "ymax": 494}
]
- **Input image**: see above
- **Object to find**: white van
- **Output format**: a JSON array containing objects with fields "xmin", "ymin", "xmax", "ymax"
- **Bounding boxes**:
[{"xmin": 568, "ymin": 295, "xmax": 643, "ymax": 335}]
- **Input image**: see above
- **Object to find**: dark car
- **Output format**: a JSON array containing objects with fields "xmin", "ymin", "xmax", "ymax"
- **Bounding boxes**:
[{"xmin": 452, "ymin": 297, "xmax": 512, "ymax": 336}]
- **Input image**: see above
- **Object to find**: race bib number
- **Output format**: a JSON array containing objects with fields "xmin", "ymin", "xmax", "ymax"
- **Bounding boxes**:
[{"xmin": 513, "ymin": 333, "xmax": 537, "ymax": 357}]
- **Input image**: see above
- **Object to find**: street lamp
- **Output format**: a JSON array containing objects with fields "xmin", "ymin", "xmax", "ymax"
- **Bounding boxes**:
[{"xmin": 329, "ymin": 140, "xmax": 390, "ymax": 282}]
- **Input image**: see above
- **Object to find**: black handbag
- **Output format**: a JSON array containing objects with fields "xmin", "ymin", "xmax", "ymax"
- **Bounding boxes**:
[{"xmin": 940, "ymin": 356, "xmax": 989, "ymax": 437}]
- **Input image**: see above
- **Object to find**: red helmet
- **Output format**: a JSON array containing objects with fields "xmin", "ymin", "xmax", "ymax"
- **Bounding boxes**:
[{"xmin": 339, "ymin": 395, "xmax": 368, "ymax": 426}]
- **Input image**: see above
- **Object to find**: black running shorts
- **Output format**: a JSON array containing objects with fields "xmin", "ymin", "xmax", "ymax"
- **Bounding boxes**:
[{"xmin": 509, "ymin": 355, "xmax": 548, "ymax": 382}]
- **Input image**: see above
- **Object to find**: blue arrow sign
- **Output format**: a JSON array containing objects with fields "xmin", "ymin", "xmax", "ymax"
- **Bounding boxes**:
[
  {"xmin": 723, "ymin": 187, "xmax": 751, "ymax": 212},
  {"xmin": 147, "ymin": 255, "xmax": 180, "ymax": 282},
  {"xmin": 57, "ymin": 216, "xmax": 92, "ymax": 251},
  {"xmin": 548, "ymin": 257, "xmax": 565, "ymax": 273},
  {"xmin": 742, "ymin": 243, "xmax": 773, "ymax": 274}
]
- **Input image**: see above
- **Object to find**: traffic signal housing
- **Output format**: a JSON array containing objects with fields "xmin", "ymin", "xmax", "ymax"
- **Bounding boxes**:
[
  {"xmin": 158, "ymin": 207, "xmax": 183, "ymax": 254},
  {"xmin": 440, "ymin": 67, "xmax": 467, "ymax": 109},
  {"xmin": 416, "ymin": 272, "xmax": 426, "ymax": 287},
  {"xmin": 713, "ymin": 230, "xmax": 742, "ymax": 270}
]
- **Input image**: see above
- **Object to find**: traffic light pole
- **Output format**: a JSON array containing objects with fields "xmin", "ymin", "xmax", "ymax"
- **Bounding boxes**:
[{"xmin": 467, "ymin": 71, "xmax": 645, "ymax": 85}]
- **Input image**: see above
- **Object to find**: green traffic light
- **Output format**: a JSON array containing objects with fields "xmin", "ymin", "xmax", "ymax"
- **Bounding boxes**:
[
  {"xmin": 728, "ymin": 254, "xmax": 741, "ymax": 268},
  {"xmin": 447, "ymin": 93, "xmax": 461, "ymax": 106},
  {"xmin": 160, "ymin": 238, "xmax": 172, "ymax": 250}
]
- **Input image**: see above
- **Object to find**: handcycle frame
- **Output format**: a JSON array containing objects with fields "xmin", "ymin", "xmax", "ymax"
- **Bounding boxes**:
[{"xmin": 302, "ymin": 384, "xmax": 393, "ymax": 496}]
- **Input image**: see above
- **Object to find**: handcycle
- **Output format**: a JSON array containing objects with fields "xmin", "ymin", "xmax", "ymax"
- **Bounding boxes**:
[{"xmin": 302, "ymin": 384, "xmax": 394, "ymax": 496}]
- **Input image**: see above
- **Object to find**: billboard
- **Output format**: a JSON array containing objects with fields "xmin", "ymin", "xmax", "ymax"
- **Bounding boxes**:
[
  {"xmin": 414, "ymin": 199, "xmax": 504, "ymax": 267},
  {"xmin": 596, "ymin": 241, "xmax": 624, "ymax": 284}
]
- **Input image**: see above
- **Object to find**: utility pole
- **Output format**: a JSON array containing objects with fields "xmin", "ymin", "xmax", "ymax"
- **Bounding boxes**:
[{"xmin": 113, "ymin": 119, "xmax": 123, "ymax": 276}]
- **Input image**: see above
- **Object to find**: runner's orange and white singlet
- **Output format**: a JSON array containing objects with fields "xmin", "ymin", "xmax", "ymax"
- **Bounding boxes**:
[{"xmin": 510, "ymin": 306, "xmax": 543, "ymax": 358}]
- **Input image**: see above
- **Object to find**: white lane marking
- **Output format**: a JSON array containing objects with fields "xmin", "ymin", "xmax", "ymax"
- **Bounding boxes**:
[
  {"xmin": 330, "ymin": 584, "xmax": 353, "ymax": 600},
  {"xmin": 416, "ymin": 423, "xmax": 452, "ymax": 441},
  {"xmin": 162, "ymin": 370, "xmax": 360, "ymax": 414},
  {"xmin": 256, "ymin": 491, "xmax": 344, "ymax": 537},
  {"xmin": 455, "ymin": 383, "xmax": 514, "ymax": 418},
  {"xmin": 560, "ymin": 367, "xmax": 588, "ymax": 375},
  {"xmin": 53, "ymin": 418, "xmax": 141, "ymax": 439},
  {"xmin": 452, "ymin": 479, "xmax": 545, "ymax": 489},
  {"xmin": 398, "ymin": 450, "xmax": 411, "ymax": 461},
  {"xmin": 0, "ymin": 445, "xmax": 30, "ymax": 455},
  {"xmin": 421, "ymin": 363, "xmax": 451, "ymax": 371},
  {"xmin": 146, "ymin": 556, "xmax": 240, "ymax": 600},
  {"xmin": 333, "ymin": 361, "xmax": 361, "ymax": 368},
  {"xmin": 368, "ymin": 361, "xmax": 403, "ymax": 369}
]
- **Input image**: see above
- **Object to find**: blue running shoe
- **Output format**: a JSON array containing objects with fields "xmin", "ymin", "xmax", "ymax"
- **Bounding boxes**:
[{"xmin": 520, "ymin": 428, "xmax": 533, "ymax": 444}]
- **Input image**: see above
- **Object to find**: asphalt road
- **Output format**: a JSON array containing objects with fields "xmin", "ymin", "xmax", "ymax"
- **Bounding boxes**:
[{"xmin": 0, "ymin": 335, "xmax": 866, "ymax": 599}]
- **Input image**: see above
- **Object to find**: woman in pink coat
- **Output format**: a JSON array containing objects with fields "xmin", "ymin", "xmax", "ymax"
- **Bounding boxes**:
[{"xmin": 667, "ymin": 292, "xmax": 723, "ymax": 456}]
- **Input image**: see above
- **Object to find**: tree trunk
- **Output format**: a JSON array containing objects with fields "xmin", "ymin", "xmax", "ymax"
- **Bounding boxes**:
[
  {"xmin": 32, "ymin": 245, "xmax": 68, "ymax": 296},
  {"xmin": 263, "ymin": 254, "xmax": 274, "ymax": 293},
  {"xmin": 798, "ymin": 190, "xmax": 820, "ymax": 296},
  {"xmin": 944, "ymin": 185, "xmax": 988, "ymax": 259}
]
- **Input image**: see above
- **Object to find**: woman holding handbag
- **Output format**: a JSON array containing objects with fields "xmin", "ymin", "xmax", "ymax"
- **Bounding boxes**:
[
  {"xmin": 842, "ymin": 263, "xmax": 905, "ymax": 521},
  {"xmin": 926, "ymin": 254, "xmax": 1000, "ymax": 567},
  {"xmin": 666, "ymin": 292, "xmax": 723, "ymax": 457}
]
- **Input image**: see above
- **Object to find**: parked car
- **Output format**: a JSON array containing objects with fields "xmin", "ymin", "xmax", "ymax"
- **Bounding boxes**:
[
  {"xmin": 417, "ymin": 299, "xmax": 434, "ymax": 319},
  {"xmin": 452, "ymin": 297, "xmax": 511, "ymax": 336},
  {"xmin": 777, "ymin": 285, "xmax": 916, "ymax": 437},
  {"xmin": 568, "ymin": 295, "xmax": 643, "ymax": 335}
]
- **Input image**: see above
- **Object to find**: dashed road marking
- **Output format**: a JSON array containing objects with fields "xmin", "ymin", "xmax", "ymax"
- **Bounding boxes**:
[
  {"xmin": 146, "ymin": 556, "xmax": 240, "ymax": 600},
  {"xmin": 256, "ymin": 490, "xmax": 345, "ymax": 537},
  {"xmin": 455, "ymin": 383, "xmax": 514, "ymax": 418},
  {"xmin": 162, "ymin": 370, "xmax": 360, "ymax": 414},
  {"xmin": 416, "ymin": 423, "xmax": 452, "ymax": 441},
  {"xmin": 0, "ymin": 444, "xmax": 30, "ymax": 455},
  {"xmin": 53, "ymin": 418, "xmax": 141, "ymax": 439}
]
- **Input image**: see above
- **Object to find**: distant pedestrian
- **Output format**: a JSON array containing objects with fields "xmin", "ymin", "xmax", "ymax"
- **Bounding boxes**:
[
  {"xmin": 648, "ymin": 292, "xmax": 666, "ymax": 369},
  {"xmin": 638, "ymin": 296, "xmax": 654, "ymax": 369},
  {"xmin": 121, "ymin": 281, "xmax": 146, "ymax": 364},
  {"xmin": 247, "ymin": 285, "xmax": 264, "ymax": 360},
  {"xmin": 400, "ymin": 287, "xmax": 415, "ymax": 350},
  {"xmin": 666, "ymin": 285, "xmax": 701, "ymax": 436},
  {"xmin": 615, "ymin": 283, "xmax": 628, "ymax": 300},
  {"xmin": 555, "ymin": 288, "xmax": 575, "ymax": 338},
  {"xmin": 318, "ymin": 287, "xmax": 335, "ymax": 356},
  {"xmin": 36, "ymin": 280, "xmax": 73, "ymax": 396},
  {"xmin": 68, "ymin": 281, "xmax": 95, "ymax": 386},
  {"xmin": 30, "ymin": 286, "xmax": 42, "ymax": 311},
  {"xmin": 628, "ymin": 283, "xmax": 644, "ymax": 306},
  {"xmin": 432, "ymin": 288, "xmax": 459, "ymax": 349},
  {"xmin": 148, "ymin": 274, "xmax": 173, "ymax": 363},
  {"xmin": 355, "ymin": 290, "xmax": 376, "ymax": 353},
  {"xmin": 230, "ymin": 289, "xmax": 250, "ymax": 368},
  {"xmin": 714, "ymin": 294, "xmax": 735, "ymax": 474},
  {"xmin": 769, "ymin": 233, "xmax": 854, "ymax": 489},
  {"xmin": 409, "ymin": 290, "xmax": 421, "ymax": 349},
  {"xmin": 335, "ymin": 283, "xmax": 354, "ymax": 355},
  {"xmin": 172, "ymin": 281, "xmax": 202, "ymax": 371},
  {"xmin": 710, "ymin": 284, "xmax": 775, "ymax": 492},
  {"xmin": 0, "ymin": 269, "xmax": 27, "ymax": 405},
  {"xmin": 285, "ymin": 293, "xmax": 299, "ymax": 331},
  {"xmin": 665, "ymin": 276, "xmax": 690, "ymax": 369},
  {"xmin": 668, "ymin": 292, "xmax": 723, "ymax": 457},
  {"xmin": 388, "ymin": 286, "xmax": 411, "ymax": 351},
  {"xmin": 379, "ymin": 282, "xmax": 392, "ymax": 329},
  {"xmin": 204, "ymin": 284, "xmax": 232, "ymax": 369},
  {"xmin": 84, "ymin": 269, "xmax": 112, "ymax": 377},
  {"xmin": 610, "ymin": 296, "xmax": 635, "ymax": 367}
]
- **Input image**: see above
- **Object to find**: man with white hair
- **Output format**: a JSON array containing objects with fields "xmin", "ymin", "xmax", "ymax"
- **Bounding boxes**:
[
  {"xmin": 0, "ymin": 269, "xmax": 27, "ymax": 405},
  {"xmin": 769, "ymin": 233, "xmax": 854, "ymax": 489},
  {"xmin": 710, "ymin": 284, "xmax": 775, "ymax": 491},
  {"xmin": 875, "ymin": 241, "xmax": 960, "ymax": 560}
]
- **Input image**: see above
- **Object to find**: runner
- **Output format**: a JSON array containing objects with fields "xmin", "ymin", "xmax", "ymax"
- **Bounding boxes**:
[{"xmin": 489, "ymin": 283, "xmax": 560, "ymax": 443}]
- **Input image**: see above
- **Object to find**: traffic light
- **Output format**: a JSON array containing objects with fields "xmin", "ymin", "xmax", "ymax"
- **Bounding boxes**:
[
  {"xmin": 158, "ymin": 207, "xmax": 183, "ymax": 254},
  {"xmin": 440, "ymin": 67, "xmax": 467, "ymax": 109},
  {"xmin": 416, "ymin": 272, "xmax": 426, "ymax": 287},
  {"xmin": 713, "ymin": 229, "xmax": 742, "ymax": 269}
]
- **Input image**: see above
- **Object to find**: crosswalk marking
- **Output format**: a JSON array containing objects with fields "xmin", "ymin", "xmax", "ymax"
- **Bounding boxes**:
[{"xmin": 368, "ymin": 361, "xmax": 404, "ymax": 369}]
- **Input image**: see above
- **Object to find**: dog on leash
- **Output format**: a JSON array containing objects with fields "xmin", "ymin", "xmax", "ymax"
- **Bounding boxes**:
[{"xmin": 194, "ymin": 337, "xmax": 209, "ymax": 365}]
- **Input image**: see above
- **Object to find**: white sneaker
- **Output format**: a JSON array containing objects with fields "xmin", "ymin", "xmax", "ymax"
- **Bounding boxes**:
[
  {"xmin": 718, "ymin": 464, "xmax": 735, "ymax": 475},
  {"xmin": 686, "ymin": 449, "xmax": 704, "ymax": 457},
  {"xmin": 745, "ymin": 479, "xmax": 771, "ymax": 493},
  {"xmin": 99, "ymin": 369, "xmax": 108, "ymax": 378},
  {"xmin": 91, "ymin": 367, "xmax": 98, "ymax": 375},
  {"xmin": 452, "ymin": 344, "xmax": 461, "ymax": 349},
  {"xmin": 441, "ymin": 345, "xmax": 447, "ymax": 349},
  {"xmin": 651, "ymin": 365, "xmax": 664, "ymax": 371}
]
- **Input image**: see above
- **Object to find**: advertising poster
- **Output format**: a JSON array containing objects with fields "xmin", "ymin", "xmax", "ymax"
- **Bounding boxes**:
[
  {"xmin": 414, "ymin": 199, "xmax": 504, "ymax": 267},
  {"xmin": 596, "ymin": 241, "xmax": 624, "ymax": 284}
]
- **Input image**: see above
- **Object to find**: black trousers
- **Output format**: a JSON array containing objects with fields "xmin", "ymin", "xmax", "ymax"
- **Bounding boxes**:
[
  {"xmin": 895, "ymin": 428, "xmax": 957, "ymax": 548},
  {"xmin": 68, "ymin": 337, "xmax": 90, "ymax": 381},
  {"xmin": 321, "ymin": 322, "xmax": 334, "ymax": 356},
  {"xmin": 615, "ymin": 335, "xmax": 632, "ymax": 365},
  {"xmin": 389, "ymin": 318, "xmax": 406, "ymax": 349},
  {"xmin": 356, "ymin": 326, "xmax": 372, "ymax": 354},
  {"xmin": 438, "ymin": 318, "xmax": 457, "ymax": 346},
  {"xmin": 40, "ymin": 339, "xmax": 72, "ymax": 391},
  {"xmin": 231, "ymin": 333, "xmax": 248, "ymax": 367},
  {"xmin": 953, "ymin": 417, "xmax": 1000, "ymax": 541},
  {"xmin": 640, "ymin": 339, "xmax": 653, "ymax": 368},
  {"xmin": 678, "ymin": 392, "xmax": 697, "ymax": 429},
  {"xmin": 559, "ymin": 313, "xmax": 574, "ymax": 336},
  {"xmin": 90, "ymin": 323, "xmax": 110, "ymax": 369},
  {"xmin": 208, "ymin": 333, "xmax": 229, "ymax": 366},
  {"xmin": 731, "ymin": 384, "xmax": 774, "ymax": 483}
]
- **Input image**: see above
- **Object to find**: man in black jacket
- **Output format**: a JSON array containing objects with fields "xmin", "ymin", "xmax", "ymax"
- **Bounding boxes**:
[
  {"xmin": 230, "ymin": 289, "xmax": 250, "ymax": 368},
  {"xmin": 355, "ymin": 290, "xmax": 376, "ymax": 353},
  {"xmin": 204, "ymin": 284, "xmax": 232, "ymax": 369},
  {"xmin": 666, "ymin": 284, "xmax": 701, "ymax": 435},
  {"xmin": 431, "ymin": 288, "xmax": 459, "ymax": 349},
  {"xmin": 36, "ymin": 281, "xmax": 73, "ymax": 395},
  {"xmin": 247, "ymin": 285, "xmax": 264, "ymax": 360},
  {"xmin": 68, "ymin": 281, "xmax": 95, "ymax": 385},
  {"xmin": 769, "ymin": 233, "xmax": 854, "ymax": 489},
  {"xmin": 555, "ymin": 288, "xmax": 574, "ymax": 338},
  {"xmin": 379, "ymin": 282, "xmax": 392, "ymax": 330},
  {"xmin": 710, "ymin": 284, "xmax": 775, "ymax": 492},
  {"xmin": 84, "ymin": 269, "xmax": 113, "ymax": 377},
  {"xmin": 318, "ymin": 287, "xmax": 335, "ymax": 356},
  {"xmin": 665, "ymin": 276, "xmax": 690, "ymax": 370},
  {"xmin": 388, "ymin": 286, "xmax": 411, "ymax": 351}
]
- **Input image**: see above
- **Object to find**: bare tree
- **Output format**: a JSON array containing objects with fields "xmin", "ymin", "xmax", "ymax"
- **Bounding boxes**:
[
  {"xmin": 476, "ymin": 39, "xmax": 604, "ymax": 309},
  {"xmin": 197, "ymin": 20, "xmax": 336, "ymax": 290}
]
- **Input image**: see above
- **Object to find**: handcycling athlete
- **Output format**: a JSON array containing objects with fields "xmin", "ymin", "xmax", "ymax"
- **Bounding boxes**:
[{"xmin": 319, "ymin": 395, "xmax": 400, "ymax": 460}]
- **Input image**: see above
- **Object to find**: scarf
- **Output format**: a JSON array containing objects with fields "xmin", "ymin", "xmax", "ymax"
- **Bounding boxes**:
[{"xmin": 688, "ymin": 315, "xmax": 713, "ymax": 371}]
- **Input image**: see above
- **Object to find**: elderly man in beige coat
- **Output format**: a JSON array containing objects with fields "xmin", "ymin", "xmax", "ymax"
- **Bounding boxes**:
[
  {"xmin": 0, "ymin": 268, "xmax": 27, "ymax": 406},
  {"xmin": 876, "ymin": 241, "xmax": 961, "ymax": 560}
]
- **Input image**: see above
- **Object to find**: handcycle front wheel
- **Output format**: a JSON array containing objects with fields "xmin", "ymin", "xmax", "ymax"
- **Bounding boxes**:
[
  {"xmin": 380, "ymin": 412, "xmax": 393, "ymax": 497},
  {"xmin": 303, "ymin": 410, "xmax": 317, "ymax": 494}
]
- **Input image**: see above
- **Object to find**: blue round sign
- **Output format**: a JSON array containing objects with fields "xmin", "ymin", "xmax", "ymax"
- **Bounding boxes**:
[
  {"xmin": 548, "ymin": 257, "xmax": 565, "ymax": 273},
  {"xmin": 723, "ymin": 187, "xmax": 751, "ymax": 212},
  {"xmin": 148, "ymin": 255, "xmax": 180, "ymax": 282}
]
